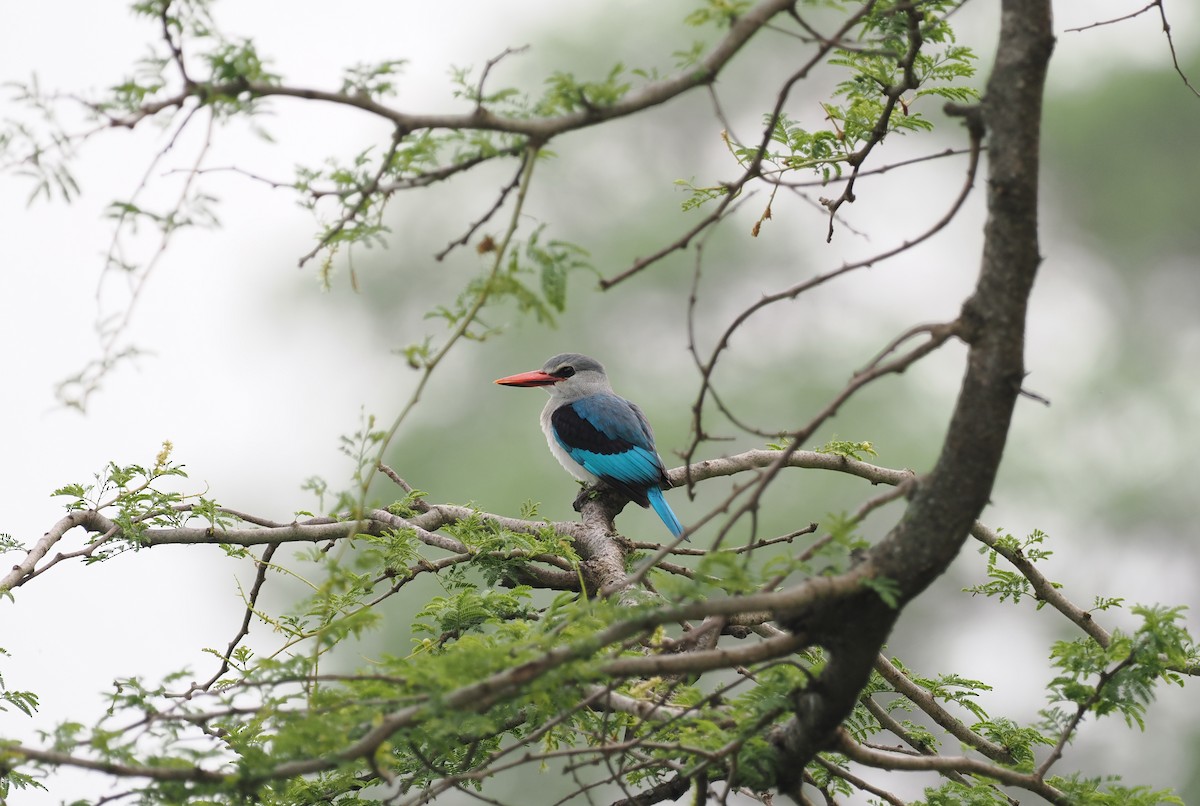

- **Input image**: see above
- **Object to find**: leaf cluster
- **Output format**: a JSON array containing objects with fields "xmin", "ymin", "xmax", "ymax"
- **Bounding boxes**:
[
  {"xmin": 1044, "ymin": 604, "xmax": 1198, "ymax": 732},
  {"xmin": 683, "ymin": 0, "xmax": 979, "ymax": 212},
  {"xmin": 51, "ymin": 441, "xmax": 230, "ymax": 558},
  {"xmin": 964, "ymin": 527, "xmax": 1055, "ymax": 605},
  {"xmin": 6, "ymin": 430, "xmax": 1195, "ymax": 805}
]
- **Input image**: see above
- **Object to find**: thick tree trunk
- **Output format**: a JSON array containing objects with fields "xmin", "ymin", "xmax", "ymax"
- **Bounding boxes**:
[{"xmin": 771, "ymin": 0, "xmax": 1055, "ymax": 791}]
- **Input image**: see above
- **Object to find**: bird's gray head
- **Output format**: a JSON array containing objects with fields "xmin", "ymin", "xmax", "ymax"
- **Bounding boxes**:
[
  {"xmin": 494, "ymin": 353, "xmax": 613, "ymax": 400},
  {"xmin": 539, "ymin": 353, "xmax": 610, "ymax": 400},
  {"xmin": 540, "ymin": 353, "xmax": 603, "ymax": 376}
]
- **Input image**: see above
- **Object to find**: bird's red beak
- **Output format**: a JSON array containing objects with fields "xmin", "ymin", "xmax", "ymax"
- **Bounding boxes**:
[{"xmin": 494, "ymin": 369, "xmax": 560, "ymax": 387}]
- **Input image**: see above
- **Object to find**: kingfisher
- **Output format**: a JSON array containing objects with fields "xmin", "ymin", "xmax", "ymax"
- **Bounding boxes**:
[{"xmin": 494, "ymin": 353, "xmax": 685, "ymax": 539}]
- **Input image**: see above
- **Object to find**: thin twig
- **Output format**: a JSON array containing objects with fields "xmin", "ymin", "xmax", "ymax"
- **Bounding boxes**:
[{"xmin": 1065, "ymin": 0, "xmax": 1199, "ymax": 98}]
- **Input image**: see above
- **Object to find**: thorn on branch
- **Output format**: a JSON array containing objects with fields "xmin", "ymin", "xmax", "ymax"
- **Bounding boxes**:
[{"xmin": 1018, "ymin": 386, "xmax": 1051, "ymax": 406}]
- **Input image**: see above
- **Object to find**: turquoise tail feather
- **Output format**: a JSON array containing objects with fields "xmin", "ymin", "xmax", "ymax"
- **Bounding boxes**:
[{"xmin": 646, "ymin": 486, "xmax": 685, "ymax": 540}]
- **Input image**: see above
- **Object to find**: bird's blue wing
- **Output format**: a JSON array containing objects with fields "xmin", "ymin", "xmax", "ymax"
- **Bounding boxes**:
[
  {"xmin": 551, "ymin": 395, "xmax": 667, "ymax": 504},
  {"xmin": 569, "ymin": 394, "xmax": 656, "ymax": 451}
]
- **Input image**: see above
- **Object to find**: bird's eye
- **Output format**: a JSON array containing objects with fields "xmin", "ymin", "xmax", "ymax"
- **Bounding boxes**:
[{"xmin": 556, "ymin": 366, "xmax": 576, "ymax": 378}]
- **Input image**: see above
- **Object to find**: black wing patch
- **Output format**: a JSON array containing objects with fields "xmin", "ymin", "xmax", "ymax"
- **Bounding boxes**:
[{"xmin": 551, "ymin": 404, "xmax": 632, "ymax": 455}]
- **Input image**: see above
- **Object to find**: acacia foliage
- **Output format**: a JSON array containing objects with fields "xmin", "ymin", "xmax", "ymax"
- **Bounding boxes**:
[{"xmin": 2, "ymin": 0, "xmax": 1198, "ymax": 804}]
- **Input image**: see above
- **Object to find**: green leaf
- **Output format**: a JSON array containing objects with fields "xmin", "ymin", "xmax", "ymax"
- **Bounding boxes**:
[
  {"xmin": 861, "ymin": 575, "xmax": 901, "ymax": 609},
  {"xmin": 815, "ymin": 438, "xmax": 878, "ymax": 461}
]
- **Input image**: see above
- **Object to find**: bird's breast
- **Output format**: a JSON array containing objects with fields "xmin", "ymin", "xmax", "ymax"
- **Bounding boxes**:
[{"xmin": 541, "ymin": 399, "xmax": 598, "ymax": 482}]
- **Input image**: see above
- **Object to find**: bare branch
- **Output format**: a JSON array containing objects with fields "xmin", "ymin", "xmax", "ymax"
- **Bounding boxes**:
[
  {"xmin": 601, "ymin": 2, "xmax": 879, "ymax": 289},
  {"xmin": 1066, "ymin": 1, "xmax": 1199, "ymax": 98},
  {"xmin": 0, "ymin": 509, "xmax": 93, "ymax": 592},
  {"xmin": 833, "ymin": 730, "xmax": 1070, "ymax": 804},
  {"xmin": 677, "ymin": 111, "xmax": 987, "ymax": 514},
  {"xmin": 107, "ymin": 0, "xmax": 801, "ymax": 140},
  {"xmin": 434, "ymin": 153, "xmax": 530, "ymax": 260},
  {"xmin": 174, "ymin": 542, "xmax": 279, "ymax": 698},
  {"xmin": 603, "ymin": 630, "xmax": 806, "ymax": 678}
]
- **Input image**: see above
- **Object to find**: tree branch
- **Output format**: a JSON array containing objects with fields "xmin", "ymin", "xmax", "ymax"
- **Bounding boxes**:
[
  {"xmin": 833, "ymin": 730, "xmax": 1069, "ymax": 804},
  {"xmin": 872, "ymin": 654, "xmax": 1017, "ymax": 765},
  {"xmin": 108, "ymin": 0, "xmax": 800, "ymax": 140},
  {"xmin": 769, "ymin": 0, "xmax": 1054, "ymax": 784},
  {"xmin": 970, "ymin": 522, "xmax": 1112, "ymax": 647}
]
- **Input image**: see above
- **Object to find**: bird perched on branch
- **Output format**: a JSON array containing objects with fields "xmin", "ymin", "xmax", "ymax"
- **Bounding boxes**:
[{"xmin": 494, "ymin": 353, "xmax": 685, "ymax": 539}]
